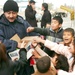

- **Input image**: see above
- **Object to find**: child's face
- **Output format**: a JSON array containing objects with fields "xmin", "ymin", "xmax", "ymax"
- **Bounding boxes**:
[
  {"xmin": 52, "ymin": 55, "xmax": 58, "ymax": 66},
  {"xmin": 51, "ymin": 19, "xmax": 61, "ymax": 31},
  {"xmin": 63, "ymin": 31, "xmax": 74, "ymax": 45}
]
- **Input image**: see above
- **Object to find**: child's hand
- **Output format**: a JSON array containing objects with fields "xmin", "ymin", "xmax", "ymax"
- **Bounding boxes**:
[
  {"xmin": 26, "ymin": 27, "xmax": 34, "ymax": 33},
  {"xmin": 20, "ymin": 41, "xmax": 26, "ymax": 48},
  {"xmin": 33, "ymin": 37, "xmax": 42, "ymax": 43},
  {"xmin": 32, "ymin": 50, "xmax": 41, "ymax": 59}
]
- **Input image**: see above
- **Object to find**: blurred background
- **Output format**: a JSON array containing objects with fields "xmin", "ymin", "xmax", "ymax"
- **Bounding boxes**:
[{"xmin": 0, "ymin": 0, "xmax": 75, "ymax": 29}]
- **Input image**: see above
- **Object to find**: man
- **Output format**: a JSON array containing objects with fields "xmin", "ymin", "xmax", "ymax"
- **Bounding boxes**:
[
  {"xmin": 0, "ymin": 0, "xmax": 39, "ymax": 75},
  {"xmin": 41, "ymin": 3, "xmax": 51, "ymax": 28},
  {"xmin": 25, "ymin": 0, "xmax": 37, "ymax": 27}
]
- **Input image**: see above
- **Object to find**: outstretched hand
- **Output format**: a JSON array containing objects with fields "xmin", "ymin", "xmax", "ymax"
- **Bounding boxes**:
[
  {"xmin": 26, "ymin": 27, "xmax": 34, "ymax": 33},
  {"xmin": 20, "ymin": 41, "xmax": 26, "ymax": 48},
  {"xmin": 32, "ymin": 37, "xmax": 45, "ymax": 44}
]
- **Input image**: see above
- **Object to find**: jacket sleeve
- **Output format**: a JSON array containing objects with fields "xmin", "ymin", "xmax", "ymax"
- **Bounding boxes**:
[
  {"xmin": 44, "ymin": 39, "xmax": 70, "ymax": 56},
  {"xmin": 33, "ymin": 27, "xmax": 50, "ymax": 36},
  {"xmin": 25, "ymin": 9, "xmax": 36, "ymax": 19},
  {"xmin": 58, "ymin": 66, "xmax": 75, "ymax": 75},
  {"xmin": 0, "ymin": 29, "xmax": 18, "ymax": 52},
  {"xmin": 13, "ymin": 48, "xmax": 27, "ymax": 72},
  {"xmin": 23, "ymin": 21, "xmax": 40, "ymax": 36}
]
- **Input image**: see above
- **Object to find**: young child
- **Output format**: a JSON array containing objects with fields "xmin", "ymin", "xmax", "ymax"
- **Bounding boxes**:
[
  {"xmin": 32, "ymin": 28, "xmax": 75, "ymax": 75},
  {"xmin": 55, "ymin": 55, "xmax": 69, "ymax": 72},
  {"xmin": 33, "ymin": 56, "xmax": 56, "ymax": 75},
  {"xmin": 60, "ymin": 28, "xmax": 74, "ymax": 46}
]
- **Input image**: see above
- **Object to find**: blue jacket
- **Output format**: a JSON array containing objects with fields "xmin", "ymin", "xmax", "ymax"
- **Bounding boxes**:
[{"xmin": 0, "ymin": 14, "xmax": 38, "ymax": 52}]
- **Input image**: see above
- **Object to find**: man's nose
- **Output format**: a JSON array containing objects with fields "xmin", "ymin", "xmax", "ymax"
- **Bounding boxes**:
[{"xmin": 9, "ymin": 13, "xmax": 13, "ymax": 18}]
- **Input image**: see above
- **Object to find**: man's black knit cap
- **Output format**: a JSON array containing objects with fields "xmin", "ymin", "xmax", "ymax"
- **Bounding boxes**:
[{"xmin": 3, "ymin": 0, "xmax": 19, "ymax": 12}]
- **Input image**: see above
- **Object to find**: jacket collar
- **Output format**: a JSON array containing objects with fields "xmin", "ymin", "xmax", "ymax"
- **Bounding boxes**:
[{"xmin": 50, "ymin": 27, "xmax": 63, "ymax": 33}]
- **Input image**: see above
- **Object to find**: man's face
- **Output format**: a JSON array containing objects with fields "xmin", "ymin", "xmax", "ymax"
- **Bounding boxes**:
[{"xmin": 4, "ymin": 11, "xmax": 18, "ymax": 22}]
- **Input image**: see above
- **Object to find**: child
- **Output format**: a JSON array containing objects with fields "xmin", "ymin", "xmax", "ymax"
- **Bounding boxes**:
[
  {"xmin": 33, "ymin": 56, "xmax": 56, "ymax": 75},
  {"xmin": 55, "ymin": 55, "xmax": 69, "ymax": 72},
  {"xmin": 32, "ymin": 28, "xmax": 75, "ymax": 75},
  {"xmin": 60, "ymin": 28, "xmax": 74, "ymax": 46}
]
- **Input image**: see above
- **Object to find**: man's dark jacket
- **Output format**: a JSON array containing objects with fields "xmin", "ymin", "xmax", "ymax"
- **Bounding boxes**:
[
  {"xmin": 41, "ymin": 9, "xmax": 51, "ymax": 28},
  {"xmin": 25, "ymin": 5, "xmax": 37, "ymax": 27}
]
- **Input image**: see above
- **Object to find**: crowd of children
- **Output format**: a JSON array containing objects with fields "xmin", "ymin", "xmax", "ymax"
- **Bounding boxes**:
[{"xmin": 0, "ymin": 0, "xmax": 75, "ymax": 75}]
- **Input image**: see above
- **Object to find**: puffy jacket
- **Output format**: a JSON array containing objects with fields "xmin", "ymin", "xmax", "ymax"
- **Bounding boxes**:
[
  {"xmin": 33, "ymin": 27, "xmax": 63, "ymax": 43},
  {"xmin": 0, "ymin": 14, "xmax": 39, "ymax": 52}
]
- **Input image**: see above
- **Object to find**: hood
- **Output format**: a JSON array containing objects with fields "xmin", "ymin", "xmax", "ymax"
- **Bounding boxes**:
[{"xmin": 0, "ymin": 14, "xmax": 24, "ymax": 26}]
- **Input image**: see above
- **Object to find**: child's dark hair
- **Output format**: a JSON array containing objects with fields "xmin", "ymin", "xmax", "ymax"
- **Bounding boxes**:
[
  {"xmin": 63, "ymin": 28, "xmax": 74, "ymax": 37},
  {"xmin": 53, "ymin": 16, "xmax": 63, "ymax": 24},
  {"xmin": 55, "ymin": 55, "xmax": 69, "ymax": 72}
]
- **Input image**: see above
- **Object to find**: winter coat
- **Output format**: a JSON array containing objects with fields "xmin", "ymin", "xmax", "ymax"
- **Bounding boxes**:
[
  {"xmin": 0, "ymin": 48, "xmax": 27, "ymax": 75},
  {"xmin": 41, "ymin": 9, "xmax": 51, "ymax": 28},
  {"xmin": 25, "ymin": 5, "xmax": 37, "ymax": 27},
  {"xmin": 0, "ymin": 14, "xmax": 39, "ymax": 52}
]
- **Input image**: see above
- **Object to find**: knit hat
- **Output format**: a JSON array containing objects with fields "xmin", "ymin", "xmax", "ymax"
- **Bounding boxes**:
[
  {"xmin": 36, "ymin": 56, "xmax": 51, "ymax": 73},
  {"xmin": 3, "ymin": 0, "xmax": 19, "ymax": 12}
]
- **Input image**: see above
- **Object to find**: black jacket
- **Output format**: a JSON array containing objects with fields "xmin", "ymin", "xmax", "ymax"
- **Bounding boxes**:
[
  {"xmin": 25, "ymin": 5, "xmax": 37, "ymax": 27},
  {"xmin": 41, "ymin": 9, "xmax": 51, "ymax": 28},
  {"xmin": 0, "ymin": 48, "xmax": 27, "ymax": 75},
  {"xmin": 33, "ymin": 27, "xmax": 63, "ymax": 42}
]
